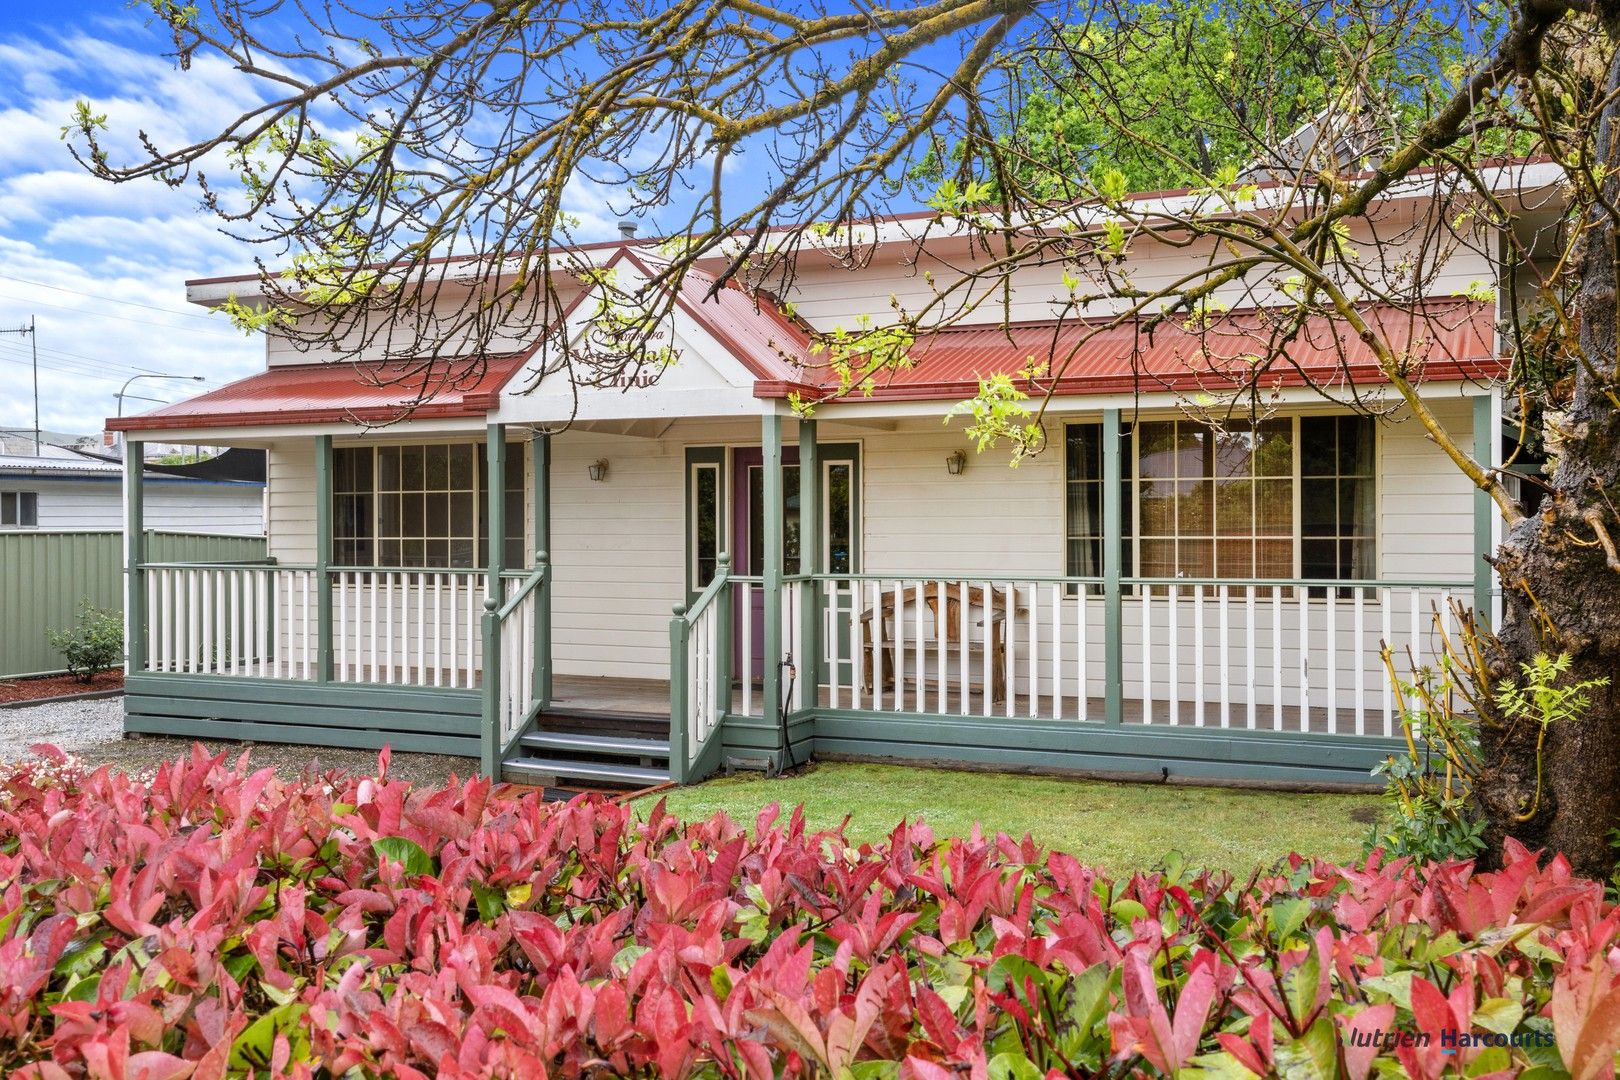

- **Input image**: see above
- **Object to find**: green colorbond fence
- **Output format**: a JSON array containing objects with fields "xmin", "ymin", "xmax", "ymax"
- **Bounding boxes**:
[{"xmin": 0, "ymin": 530, "xmax": 267, "ymax": 679}]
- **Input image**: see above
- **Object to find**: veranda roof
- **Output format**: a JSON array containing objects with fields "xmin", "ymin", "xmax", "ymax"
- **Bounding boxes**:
[
  {"xmin": 109, "ymin": 290, "xmax": 1500, "ymax": 434},
  {"xmin": 106, "ymin": 348, "xmax": 537, "ymax": 433},
  {"xmin": 754, "ymin": 297, "xmax": 1503, "ymax": 402}
]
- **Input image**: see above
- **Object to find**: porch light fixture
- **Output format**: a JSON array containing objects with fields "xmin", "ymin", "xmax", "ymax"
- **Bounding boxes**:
[
  {"xmin": 588, "ymin": 458, "xmax": 610, "ymax": 482},
  {"xmin": 946, "ymin": 449, "xmax": 967, "ymax": 476}
]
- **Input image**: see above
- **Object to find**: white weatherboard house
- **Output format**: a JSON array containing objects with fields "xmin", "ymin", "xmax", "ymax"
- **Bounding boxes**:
[{"xmin": 108, "ymin": 168, "xmax": 1551, "ymax": 789}]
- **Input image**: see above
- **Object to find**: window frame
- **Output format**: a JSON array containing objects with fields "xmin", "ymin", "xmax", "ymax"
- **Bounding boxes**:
[
  {"xmin": 330, "ymin": 440, "xmax": 526, "ymax": 570},
  {"xmin": 685, "ymin": 446, "xmax": 727, "ymax": 600},
  {"xmin": 0, "ymin": 491, "xmax": 39, "ymax": 529},
  {"xmin": 1063, "ymin": 416, "xmax": 1377, "ymax": 584}
]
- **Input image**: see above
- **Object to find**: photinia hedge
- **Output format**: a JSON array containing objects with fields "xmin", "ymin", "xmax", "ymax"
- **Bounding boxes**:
[{"xmin": 2, "ymin": 745, "xmax": 1618, "ymax": 1078}]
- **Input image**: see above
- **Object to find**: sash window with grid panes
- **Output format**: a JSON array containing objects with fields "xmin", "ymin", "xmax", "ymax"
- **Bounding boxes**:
[
  {"xmin": 332, "ymin": 442, "xmax": 525, "ymax": 569},
  {"xmin": 1065, "ymin": 417, "xmax": 1375, "ymax": 588}
]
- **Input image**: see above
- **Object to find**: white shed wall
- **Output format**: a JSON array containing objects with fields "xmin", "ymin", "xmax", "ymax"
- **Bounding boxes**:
[{"xmin": 0, "ymin": 478, "xmax": 263, "ymax": 534}]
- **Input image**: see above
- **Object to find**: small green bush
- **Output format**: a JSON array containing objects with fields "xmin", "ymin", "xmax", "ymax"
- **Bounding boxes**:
[
  {"xmin": 46, "ymin": 601, "xmax": 123, "ymax": 682},
  {"xmin": 1368, "ymin": 607, "xmax": 1607, "ymax": 864}
]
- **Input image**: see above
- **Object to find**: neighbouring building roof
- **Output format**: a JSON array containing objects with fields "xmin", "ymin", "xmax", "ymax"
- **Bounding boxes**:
[
  {"xmin": 106, "ymin": 348, "xmax": 538, "ymax": 433},
  {"xmin": 0, "ymin": 450, "xmax": 264, "ymax": 485},
  {"xmin": 0, "ymin": 451, "xmax": 124, "ymax": 476}
]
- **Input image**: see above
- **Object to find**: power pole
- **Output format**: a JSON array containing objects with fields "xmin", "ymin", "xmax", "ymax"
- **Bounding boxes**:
[{"xmin": 0, "ymin": 318, "xmax": 38, "ymax": 453}]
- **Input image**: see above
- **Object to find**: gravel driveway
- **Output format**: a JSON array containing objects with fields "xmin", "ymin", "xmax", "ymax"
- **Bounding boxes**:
[{"xmin": 0, "ymin": 695, "xmax": 475, "ymax": 788}]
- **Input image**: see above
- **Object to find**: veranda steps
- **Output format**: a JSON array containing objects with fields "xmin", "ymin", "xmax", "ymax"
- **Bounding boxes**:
[{"xmin": 502, "ymin": 704, "xmax": 672, "ymax": 789}]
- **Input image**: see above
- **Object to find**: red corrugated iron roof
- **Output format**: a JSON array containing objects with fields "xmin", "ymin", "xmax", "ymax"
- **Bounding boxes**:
[
  {"xmin": 755, "ymin": 298, "xmax": 1502, "ymax": 401},
  {"xmin": 116, "ymin": 280, "xmax": 1499, "ymax": 434},
  {"xmin": 106, "ymin": 348, "xmax": 534, "ymax": 432}
]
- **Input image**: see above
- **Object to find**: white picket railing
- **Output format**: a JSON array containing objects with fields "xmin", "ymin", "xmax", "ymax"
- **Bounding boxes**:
[
  {"xmin": 811, "ymin": 575, "xmax": 1469, "ymax": 738},
  {"xmin": 143, "ymin": 563, "xmax": 508, "ymax": 689},
  {"xmin": 685, "ymin": 594, "xmax": 724, "ymax": 759},
  {"xmin": 491, "ymin": 571, "xmax": 543, "ymax": 753},
  {"xmin": 331, "ymin": 569, "xmax": 486, "ymax": 687},
  {"xmin": 145, "ymin": 564, "xmax": 317, "ymax": 679},
  {"xmin": 728, "ymin": 576, "xmax": 807, "ymax": 718},
  {"xmin": 669, "ymin": 559, "xmax": 733, "ymax": 781}
]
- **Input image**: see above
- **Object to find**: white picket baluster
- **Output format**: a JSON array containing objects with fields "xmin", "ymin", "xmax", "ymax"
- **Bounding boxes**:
[
  {"xmin": 1219, "ymin": 585, "xmax": 1231, "ymax": 728},
  {"xmin": 1382, "ymin": 591, "xmax": 1394, "ymax": 736},
  {"xmin": 1353, "ymin": 588, "xmax": 1365, "ymax": 736},
  {"xmin": 1050, "ymin": 583, "xmax": 1062, "ymax": 721},
  {"xmin": 1325, "ymin": 589, "xmax": 1338, "ymax": 735},
  {"xmin": 1002, "ymin": 584, "xmax": 1015, "ymax": 719},
  {"xmin": 301, "ymin": 572, "xmax": 312, "ymax": 680},
  {"xmin": 1193, "ymin": 585, "xmax": 1205, "ymax": 727},
  {"xmin": 1027, "ymin": 582, "xmax": 1039, "ymax": 719},
  {"xmin": 870, "ymin": 579, "xmax": 883, "ymax": 712},
  {"xmin": 1167, "ymin": 582, "xmax": 1179, "ymax": 725},
  {"xmin": 1141, "ymin": 587, "xmax": 1153, "ymax": 724},
  {"xmin": 1298, "ymin": 585, "xmax": 1309, "ymax": 731},
  {"xmin": 936, "ymin": 580, "xmax": 947, "ymax": 714},
  {"xmin": 913, "ymin": 581, "xmax": 925, "ymax": 714},
  {"xmin": 959, "ymin": 581, "xmax": 971, "ymax": 716},
  {"xmin": 1409, "ymin": 588, "xmax": 1422, "ymax": 680},
  {"xmin": 1271, "ymin": 587, "xmax": 1283, "ymax": 729},
  {"xmin": 1244, "ymin": 586, "xmax": 1257, "ymax": 729},
  {"xmin": 1076, "ymin": 584, "xmax": 1087, "ymax": 722}
]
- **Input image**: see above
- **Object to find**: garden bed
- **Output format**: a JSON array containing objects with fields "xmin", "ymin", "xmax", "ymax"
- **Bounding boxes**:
[
  {"xmin": 0, "ymin": 745, "xmax": 1610, "ymax": 1077},
  {"xmin": 0, "ymin": 669, "xmax": 122, "ymax": 704}
]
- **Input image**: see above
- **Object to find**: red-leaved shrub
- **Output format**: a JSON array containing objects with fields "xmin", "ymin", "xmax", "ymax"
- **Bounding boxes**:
[{"xmin": 1, "ymin": 744, "xmax": 1617, "ymax": 1078}]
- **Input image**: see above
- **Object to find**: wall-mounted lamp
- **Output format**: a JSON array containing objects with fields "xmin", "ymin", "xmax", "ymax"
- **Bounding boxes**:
[
  {"xmin": 946, "ymin": 449, "xmax": 967, "ymax": 476},
  {"xmin": 588, "ymin": 459, "xmax": 610, "ymax": 482}
]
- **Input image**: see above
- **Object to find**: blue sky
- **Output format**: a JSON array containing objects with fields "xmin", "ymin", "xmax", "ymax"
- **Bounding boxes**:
[
  {"xmin": 0, "ymin": 2, "xmax": 657, "ymax": 439},
  {"xmin": 0, "ymin": 3, "xmax": 262, "ymax": 438},
  {"xmin": 0, "ymin": 1, "xmax": 981, "ymax": 440}
]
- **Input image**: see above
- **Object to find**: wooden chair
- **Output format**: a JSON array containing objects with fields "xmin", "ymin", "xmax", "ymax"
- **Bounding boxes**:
[{"xmin": 859, "ymin": 583, "xmax": 1008, "ymax": 705}]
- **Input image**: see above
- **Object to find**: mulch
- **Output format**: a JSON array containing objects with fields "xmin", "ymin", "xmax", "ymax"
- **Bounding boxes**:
[{"xmin": 0, "ymin": 670, "xmax": 124, "ymax": 704}]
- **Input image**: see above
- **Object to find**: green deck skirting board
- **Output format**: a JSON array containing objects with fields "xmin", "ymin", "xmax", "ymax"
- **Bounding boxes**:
[
  {"xmin": 123, "ymin": 677, "xmax": 1390, "ymax": 786},
  {"xmin": 810, "ymin": 711, "xmax": 1394, "ymax": 785},
  {"xmin": 124, "ymin": 674, "xmax": 481, "ymax": 753},
  {"xmin": 123, "ymin": 714, "xmax": 478, "ymax": 758}
]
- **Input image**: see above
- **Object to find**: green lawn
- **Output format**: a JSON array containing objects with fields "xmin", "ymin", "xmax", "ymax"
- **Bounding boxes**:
[{"xmin": 637, "ymin": 762, "xmax": 1381, "ymax": 874}]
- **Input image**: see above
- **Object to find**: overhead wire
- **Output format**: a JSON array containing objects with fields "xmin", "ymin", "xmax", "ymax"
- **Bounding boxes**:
[
  {"xmin": 0, "ymin": 289, "xmax": 245, "ymax": 338},
  {"xmin": 0, "ymin": 273, "xmax": 227, "ymax": 324}
]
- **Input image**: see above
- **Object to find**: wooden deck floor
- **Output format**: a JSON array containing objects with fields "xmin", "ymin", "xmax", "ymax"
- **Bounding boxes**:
[{"xmin": 545, "ymin": 675, "xmax": 1395, "ymax": 737}]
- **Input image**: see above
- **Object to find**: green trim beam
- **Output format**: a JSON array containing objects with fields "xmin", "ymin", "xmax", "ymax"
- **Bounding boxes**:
[
  {"xmin": 761, "ymin": 413, "xmax": 785, "ymax": 768},
  {"xmin": 797, "ymin": 420, "xmax": 821, "ymax": 708},
  {"xmin": 534, "ymin": 433, "xmax": 552, "ymax": 706},
  {"xmin": 315, "ymin": 434, "xmax": 334, "ymax": 682},
  {"xmin": 1102, "ymin": 408, "xmax": 1123, "ymax": 725},
  {"xmin": 668, "ymin": 602, "xmax": 690, "ymax": 782},
  {"xmin": 124, "ymin": 445, "xmax": 146, "ymax": 675},
  {"xmin": 481, "ymin": 424, "xmax": 507, "ymax": 777}
]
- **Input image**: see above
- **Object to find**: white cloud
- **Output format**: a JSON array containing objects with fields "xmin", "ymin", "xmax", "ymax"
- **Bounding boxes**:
[{"xmin": 0, "ymin": 20, "xmax": 269, "ymax": 438}]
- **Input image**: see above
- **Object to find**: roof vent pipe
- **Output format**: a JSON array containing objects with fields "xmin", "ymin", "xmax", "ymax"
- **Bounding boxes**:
[{"xmin": 618, "ymin": 221, "xmax": 638, "ymax": 240}]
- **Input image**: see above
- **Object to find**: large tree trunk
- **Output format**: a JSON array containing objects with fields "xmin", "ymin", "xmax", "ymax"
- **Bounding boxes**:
[{"xmin": 1479, "ymin": 49, "xmax": 1620, "ymax": 878}]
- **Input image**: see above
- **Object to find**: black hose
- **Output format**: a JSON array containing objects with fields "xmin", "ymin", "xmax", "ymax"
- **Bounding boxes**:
[{"xmin": 777, "ymin": 654, "xmax": 798, "ymax": 772}]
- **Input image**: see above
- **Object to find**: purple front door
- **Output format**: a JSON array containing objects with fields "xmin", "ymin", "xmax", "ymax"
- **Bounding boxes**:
[{"xmin": 732, "ymin": 447, "xmax": 800, "ymax": 679}]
